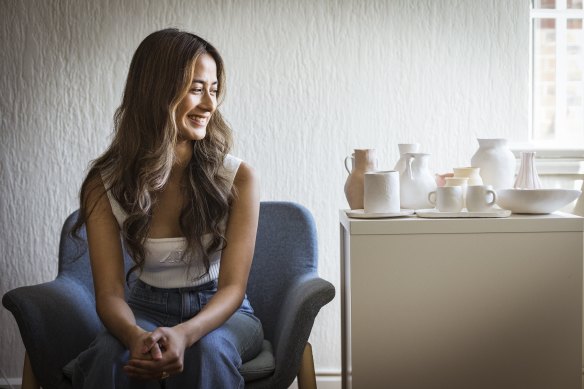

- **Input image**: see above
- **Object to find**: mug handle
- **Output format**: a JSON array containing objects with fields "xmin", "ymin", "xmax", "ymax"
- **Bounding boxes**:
[
  {"xmin": 486, "ymin": 189, "xmax": 497, "ymax": 206},
  {"xmin": 344, "ymin": 156, "xmax": 352, "ymax": 174},
  {"xmin": 428, "ymin": 191, "xmax": 437, "ymax": 207}
]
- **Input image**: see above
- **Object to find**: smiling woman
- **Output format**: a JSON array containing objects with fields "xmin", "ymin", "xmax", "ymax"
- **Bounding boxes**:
[
  {"xmin": 175, "ymin": 54, "xmax": 219, "ymax": 143},
  {"xmin": 64, "ymin": 28, "xmax": 264, "ymax": 388}
]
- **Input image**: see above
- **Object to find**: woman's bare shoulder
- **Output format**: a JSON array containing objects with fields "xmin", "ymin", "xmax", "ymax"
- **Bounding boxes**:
[
  {"xmin": 82, "ymin": 170, "xmax": 113, "ymax": 222},
  {"xmin": 233, "ymin": 161, "xmax": 259, "ymax": 189}
]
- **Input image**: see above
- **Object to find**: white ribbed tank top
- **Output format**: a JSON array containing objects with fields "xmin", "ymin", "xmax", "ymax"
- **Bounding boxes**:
[{"xmin": 101, "ymin": 154, "xmax": 242, "ymax": 288}]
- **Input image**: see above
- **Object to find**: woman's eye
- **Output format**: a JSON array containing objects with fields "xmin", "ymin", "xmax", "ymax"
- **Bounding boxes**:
[
  {"xmin": 190, "ymin": 88, "xmax": 203, "ymax": 94},
  {"xmin": 210, "ymin": 89, "xmax": 218, "ymax": 95}
]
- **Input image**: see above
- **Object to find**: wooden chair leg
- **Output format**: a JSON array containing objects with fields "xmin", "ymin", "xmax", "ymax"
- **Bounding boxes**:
[
  {"xmin": 22, "ymin": 351, "xmax": 40, "ymax": 389},
  {"xmin": 297, "ymin": 342, "xmax": 317, "ymax": 389}
]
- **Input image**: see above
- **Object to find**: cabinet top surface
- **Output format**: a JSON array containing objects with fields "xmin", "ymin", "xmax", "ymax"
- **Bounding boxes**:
[{"xmin": 339, "ymin": 210, "xmax": 584, "ymax": 235}]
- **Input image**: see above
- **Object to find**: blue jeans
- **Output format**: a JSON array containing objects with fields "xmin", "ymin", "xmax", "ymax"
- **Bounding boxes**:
[{"xmin": 72, "ymin": 279, "xmax": 264, "ymax": 389}]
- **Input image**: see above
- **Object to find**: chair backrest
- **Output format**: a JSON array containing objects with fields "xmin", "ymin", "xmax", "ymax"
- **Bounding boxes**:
[
  {"xmin": 58, "ymin": 201, "xmax": 319, "ymax": 344},
  {"xmin": 246, "ymin": 202, "xmax": 319, "ymax": 343}
]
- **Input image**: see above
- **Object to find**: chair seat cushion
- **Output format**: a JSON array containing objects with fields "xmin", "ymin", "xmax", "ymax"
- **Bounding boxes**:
[
  {"xmin": 62, "ymin": 358, "xmax": 75, "ymax": 379},
  {"xmin": 241, "ymin": 339, "xmax": 275, "ymax": 382},
  {"xmin": 62, "ymin": 339, "xmax": 275, "ymax": 382}
]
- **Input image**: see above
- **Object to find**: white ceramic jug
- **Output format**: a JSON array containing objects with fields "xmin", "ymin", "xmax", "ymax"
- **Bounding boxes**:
[
  {"xmin": 393, "ymin": 143, "xmax": 420, "ymax": 174},
  {"xmin": 399, "ymin": 153, "xmax": 436, "ymax": 209},
  {"xmin": 470, "ymin": 138, "xmax": 516, "ymax": 190}
]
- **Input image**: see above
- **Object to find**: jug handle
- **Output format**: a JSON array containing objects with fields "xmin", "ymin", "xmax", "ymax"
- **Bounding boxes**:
[
  {"xmin": 405, "ymin": 154, "xmax": 414, "ymax": 180},
  {"xmin": 344, "ymin": 156, "xmax": 352, "ymax": 174}
]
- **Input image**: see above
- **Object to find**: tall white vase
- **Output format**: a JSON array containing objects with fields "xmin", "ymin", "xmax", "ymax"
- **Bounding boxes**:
[
  {"xmin": 470, "ymin": 138, "xmax": 516, "ymax": 190},
  {"xmin": 514, "ymin": 151, "xmax": 542, "ymax": 189}
]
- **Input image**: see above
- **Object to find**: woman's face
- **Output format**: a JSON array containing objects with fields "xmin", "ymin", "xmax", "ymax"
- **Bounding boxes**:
[{"xmin": 175, "ymin": 53, "xmax": 218, "ymax": 141}]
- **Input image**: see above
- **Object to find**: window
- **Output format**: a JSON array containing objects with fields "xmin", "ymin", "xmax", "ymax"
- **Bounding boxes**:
[{"xmin": 530, "ymin": 0, "xmax": 584, "ymax": 146}]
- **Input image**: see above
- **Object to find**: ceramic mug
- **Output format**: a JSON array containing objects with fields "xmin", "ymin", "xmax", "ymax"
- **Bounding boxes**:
[
  {"xmin": 364, "ymin": 171, "xmax": 400, "ymax": 213},
  {"xmin": 428, "ymin": 186, "xmax": 463, "ymax": 213},
  {"xmin": 466, "ymin": 185, "xmax": 497, "ymax": 212},
  {"xmin": 445, "ymin": 177, "xmax": 469, "ymax": 207}
]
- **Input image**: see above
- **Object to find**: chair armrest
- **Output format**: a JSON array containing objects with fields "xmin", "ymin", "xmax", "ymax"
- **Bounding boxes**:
[
  {"xmin": 2, "ymin": 276, "xmax": 102, "ymax": 388},
  {"xmin": 270, "ymin": 274, "xmax": 335, "ymax": 387}
]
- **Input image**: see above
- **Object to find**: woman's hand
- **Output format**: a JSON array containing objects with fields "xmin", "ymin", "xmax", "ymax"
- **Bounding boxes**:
[
  {"xmin": 129, "ymin": 328, "xmax": 163, "ymax": 360},
  {"xmin": 121, "ymin": 329, "xmax": 162, "ymax": 380},
  {"xmin": 123, "ymin": 326, "xmax": 190, "ymax": 380}
]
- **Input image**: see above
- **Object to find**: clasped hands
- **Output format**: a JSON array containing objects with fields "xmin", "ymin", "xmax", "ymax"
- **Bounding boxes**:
[{"xmin": 123, "ymin": 326, "xmax": 188, "ymax": 381}]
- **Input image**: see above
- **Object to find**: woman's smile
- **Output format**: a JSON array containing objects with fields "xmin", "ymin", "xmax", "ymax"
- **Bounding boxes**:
[{"xmin": 188, "ymin": 114, "xmax": 210, "ymax": 127}]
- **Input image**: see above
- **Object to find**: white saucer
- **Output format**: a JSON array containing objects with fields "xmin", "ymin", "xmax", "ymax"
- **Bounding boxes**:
[
  {"xmin": 346, "ymin": 209, "xmax": 415, "ymax": 219},
  {"xmin": 415, "ymin": 208, "xmax": 511, "ymax": 218}
]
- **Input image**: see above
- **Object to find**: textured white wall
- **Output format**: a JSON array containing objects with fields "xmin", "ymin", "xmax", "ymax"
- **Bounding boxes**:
[{"xmin": 0, "ymin": 0, "xmax": 528, "ymax": 379}]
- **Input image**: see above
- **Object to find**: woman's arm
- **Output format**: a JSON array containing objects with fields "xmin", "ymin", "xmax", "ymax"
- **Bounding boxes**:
[
  {"xmin": 178, "ymin": 161, "xmax": 260, "ymax": 343},
  {"xmin": 125, "ymin": 162, "xmax": 260, "ymax": 376},
  {"xmin": 84, "ymin": 175, "xmax": 159, "ymax": 358}
]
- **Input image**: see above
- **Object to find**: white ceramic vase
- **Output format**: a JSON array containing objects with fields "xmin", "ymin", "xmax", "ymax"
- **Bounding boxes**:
[
  {"xmin": 470, "ymin": 138, "xmax": 516, "ymax": 190},
  {"xmin": 399, "ymin": 153, "xmax": 436, "ymax": 209},
  {"xmin": 514, "ymin": 151, "xmax": 542, "ymax": 189},
  {"xmin": 453, "ymin": 167, "xmax": 483, "ymax": 186},
  {"xmin": 393, "ymin": 143, "xmax": 420, "ymax": 173}
]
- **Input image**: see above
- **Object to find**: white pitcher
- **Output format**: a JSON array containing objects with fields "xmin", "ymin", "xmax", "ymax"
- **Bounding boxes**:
[
  {"xmin": 393, "ymin": 143, "xmax": 420, "ymax": 174},
  {"xmin": 400, "ymin": 153, "xmax": 436, "ymax": 209}
]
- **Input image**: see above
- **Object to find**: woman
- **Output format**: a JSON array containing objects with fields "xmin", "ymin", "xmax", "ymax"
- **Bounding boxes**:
[{"xmin": 70, "ymin": 28, "xmax": 263, "ymax": 388}]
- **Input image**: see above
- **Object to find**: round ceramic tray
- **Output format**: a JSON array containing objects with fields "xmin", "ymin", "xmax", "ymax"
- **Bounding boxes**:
[
  {"xmin": 415, "ymin": 208, "xmax": 511, "ymax": 218},
  {"xmin": 346, "ymin": 209, "xmax": 415, "ymax": 219}
]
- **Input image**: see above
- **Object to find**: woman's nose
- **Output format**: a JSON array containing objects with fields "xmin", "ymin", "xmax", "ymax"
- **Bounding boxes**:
[{"xmin": 199, "ymin": 91, "xmax": 216, "ymax": 111}]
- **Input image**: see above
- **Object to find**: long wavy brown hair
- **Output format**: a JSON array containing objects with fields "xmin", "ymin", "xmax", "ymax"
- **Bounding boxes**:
[{"xmin": 73, "ymin": 28, "xmax": 233, "ymax": 283}]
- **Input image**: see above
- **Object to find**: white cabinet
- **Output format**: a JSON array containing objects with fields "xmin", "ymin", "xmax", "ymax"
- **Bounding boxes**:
[{"xmin": 340, "ymin": 211, "xmax": 584, "ymax": 389}]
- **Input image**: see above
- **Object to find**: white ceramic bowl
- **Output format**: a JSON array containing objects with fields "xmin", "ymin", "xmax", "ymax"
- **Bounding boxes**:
[{"xmin": 496, "ymin": 189, "xmax": 581, "ymax": 214}]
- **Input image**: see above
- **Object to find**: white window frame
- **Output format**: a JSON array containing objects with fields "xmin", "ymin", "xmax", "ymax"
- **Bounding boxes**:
[{"xmin": 528, "ymin": 0, "xmax": 584, "ymax": 155}]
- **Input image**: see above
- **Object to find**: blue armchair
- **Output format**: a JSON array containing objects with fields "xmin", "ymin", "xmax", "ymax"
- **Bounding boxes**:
[{"xmin": 3, "ymin": 201, "xmax": 335, "ymax": 389}]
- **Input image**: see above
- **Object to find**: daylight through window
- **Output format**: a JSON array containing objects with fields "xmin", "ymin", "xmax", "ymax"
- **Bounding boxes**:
[{"xmin": 531, "ymin": 0, "xmax": 584, "ymax": 145}]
